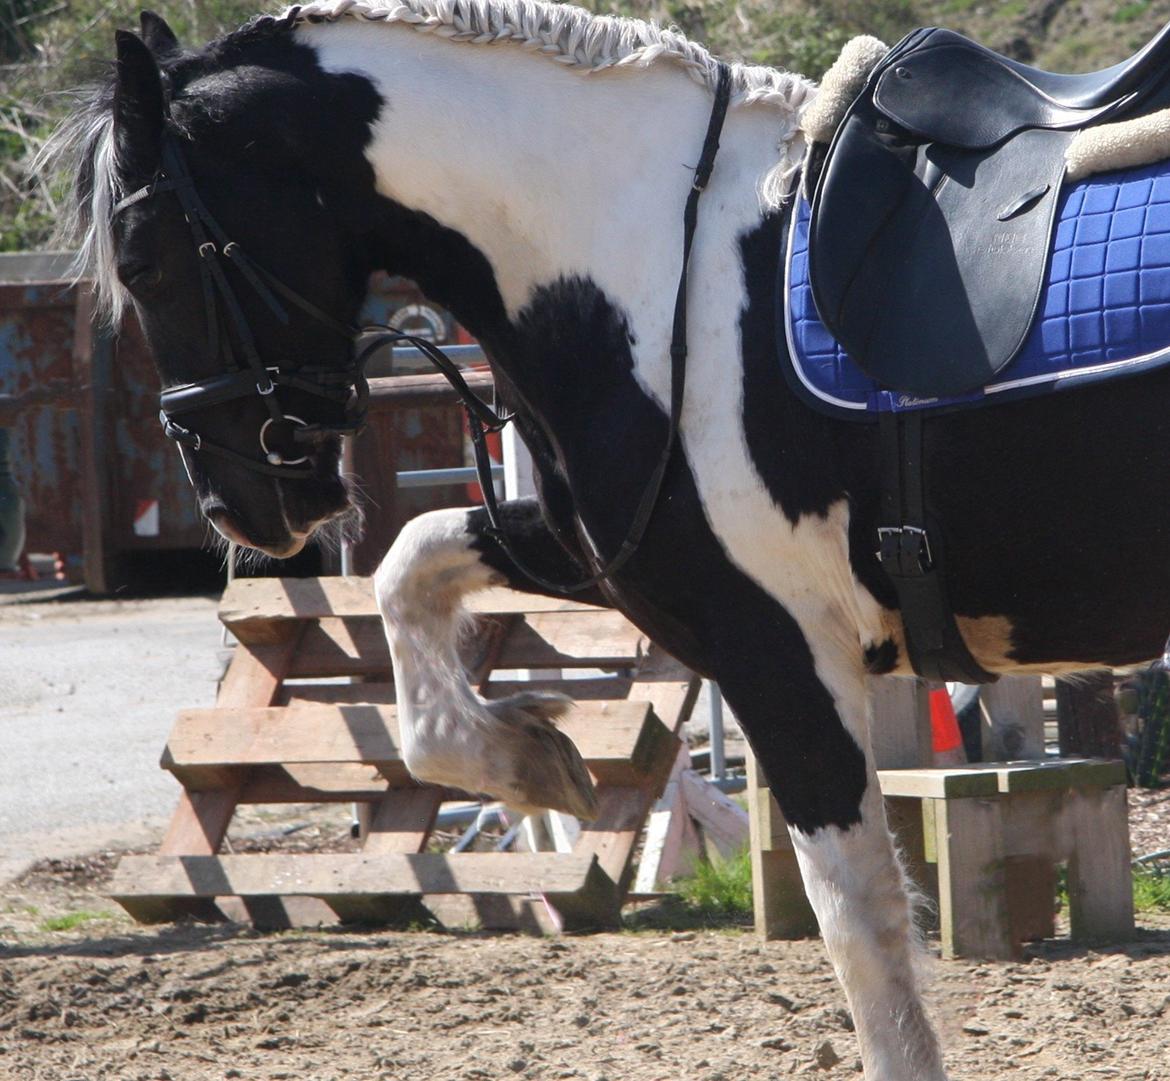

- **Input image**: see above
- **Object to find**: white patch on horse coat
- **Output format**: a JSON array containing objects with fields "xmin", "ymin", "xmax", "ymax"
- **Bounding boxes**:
[{"xmin": 313, "ymin": 22, "xmax": 944, "ymax": 1077}]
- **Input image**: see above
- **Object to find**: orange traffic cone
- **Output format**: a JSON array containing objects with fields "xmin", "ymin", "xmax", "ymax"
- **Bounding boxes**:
[{"xmin": 929, "ymin": 688, "xmax": 968, "ymax": 767}]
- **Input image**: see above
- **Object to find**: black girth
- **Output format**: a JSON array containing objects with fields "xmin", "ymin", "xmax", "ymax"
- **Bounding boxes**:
[{"xmin": 113, "ymin": 61, "xmax": 732, "ymax": 594}]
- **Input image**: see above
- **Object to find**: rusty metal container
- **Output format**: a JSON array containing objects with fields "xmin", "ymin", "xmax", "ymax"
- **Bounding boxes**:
[{"xmin": 0, "ymin": 256, "xmax": 475, "ymax": 589}]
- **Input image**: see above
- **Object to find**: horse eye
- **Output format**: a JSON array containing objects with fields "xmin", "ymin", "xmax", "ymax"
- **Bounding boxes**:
[{"xmin": 119, "ymin": 263, "xmax": 163, "ymax": 290}]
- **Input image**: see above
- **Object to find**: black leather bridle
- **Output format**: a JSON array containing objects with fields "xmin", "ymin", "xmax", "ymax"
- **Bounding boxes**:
[
  {"xmin": 112, "ymin": 62, "xmax": 731, "ymax": 592},
  {"xmin": 113, "ymin": 134, "xmax": 453, "ymax": 479}
]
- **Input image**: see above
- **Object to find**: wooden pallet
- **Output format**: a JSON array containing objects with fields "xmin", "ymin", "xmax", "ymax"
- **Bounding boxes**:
[{"xmin": 111, "ymin": 577, "xmax": 699, "ymax": 931}]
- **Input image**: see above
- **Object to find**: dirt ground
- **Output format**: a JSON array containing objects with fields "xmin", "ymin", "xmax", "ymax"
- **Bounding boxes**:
[
  {"xmin": 3, "ymin": 589, "xmax": 1169, "ymax": 1080},
  {"xmin": 3, "ymin": 845, "xmax": 1170, "ymax": 1081}
]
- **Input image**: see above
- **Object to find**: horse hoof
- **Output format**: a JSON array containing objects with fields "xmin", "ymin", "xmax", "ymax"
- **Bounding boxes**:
[{"xmin": 485, "ymin": 692, "xmax": 600, "ymax": 820}]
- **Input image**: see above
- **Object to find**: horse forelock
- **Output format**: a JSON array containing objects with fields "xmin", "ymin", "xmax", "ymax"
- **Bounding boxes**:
[{"xmin": 37, "ymin": 79, "xmax": 128, "ymax": 326}]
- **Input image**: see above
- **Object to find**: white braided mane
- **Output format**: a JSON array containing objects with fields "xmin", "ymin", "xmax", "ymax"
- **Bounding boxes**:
[{"xmin": 285, "ymin": 0, "xmax": 816, "ymax": 115}]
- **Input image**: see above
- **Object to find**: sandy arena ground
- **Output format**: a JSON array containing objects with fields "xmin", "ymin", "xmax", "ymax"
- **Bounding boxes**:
[
  {"xmin": 3, "ymin": 591, "xmax": 1170, "ymax": 1080},
  {"xmin": 2, "ymin": 879, "xmax": 1170, "ymax": 1081}
]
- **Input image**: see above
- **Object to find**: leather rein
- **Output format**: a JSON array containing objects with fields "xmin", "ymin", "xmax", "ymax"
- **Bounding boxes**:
[{"xmin": 112, "ymin": 62, "xmax": 732, "ymax": 594}]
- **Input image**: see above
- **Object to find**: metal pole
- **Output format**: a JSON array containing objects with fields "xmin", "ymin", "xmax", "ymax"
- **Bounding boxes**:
[{"xmin": 707, "ymin": 680, "xmax": 726, "ymax": 782}]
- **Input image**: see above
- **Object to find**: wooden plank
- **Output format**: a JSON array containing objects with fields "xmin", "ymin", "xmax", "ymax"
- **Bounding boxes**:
[
  {"xmin": 626, "ymin": 644, "xmax": 701, "ymax": 735},
  {"xmin": 877, "ymin": 768, "xmax": 1000, "ymax": 800},
  {"xmin": 484, "ymin": 677, "xmax": 635, "ymax": 702},
  {"xmin": 361, "ymin": 788, "xmax": 442, "ymax": 855},
  {"xmin": 286, "ymin": 618, "xmax": 391, "ymax": 679},
  {"xmin": 934, "ymin": 796, "xmax": 1013, "ymax": 960},
  {"xmin": 283, "ymin": 676, "xmax": 637, "ymax": 707},
  {"xmin": 869, "ymin": 677, "xmax": 933, "ymax": 770},
  {"xmin": 679, "ymin": 769, "xmax": 749, "ymax": 860},
  {"xmin": 493, "ymin": 610, "xmax": 649, "ymax": 670},
  {"xmin": 992, "ymin": 758, "xmax": 1127, "ymax": 794},
  {"xmin": 237, "ymin": 764, "xmax": 397, "ymax": 803},
  {"xmin": 284, "ymin": 609, "xmax": 649, "ymax": 679},
  {"xmin": 283, "ymin": 682, "xmax": 397, "ymax": 706},
  {"xmin": 980, "ymin": 676, "xmax": 1045, "ymax": 760},
  {"xmin": 164, "ymin": 700, "xmax": 668, "ymax": 788},
  {"xmin": 1066, "ymin": 783, "xmax": 1135, "ymax": 943},
  {"xmin": 575, "ymin": 785, "xmax": 659, "ymax": 897},
  {"xmin": 634, "ymin": 743, "xmax": 699, "ymax": 893},
  {"xmin": 110, "ymin": 851, "xmax": 612, "ymax": 902},
  {"xmin": 159, "ymin": 639, "xmax": 304, "ymax": 853},
  {"xmin": 219, "ymin": 578, "xmax": 600, "ymax": 645},
  {"xmin": 746, "ymin": 751, "xmax": 818, "ymax": 939}
]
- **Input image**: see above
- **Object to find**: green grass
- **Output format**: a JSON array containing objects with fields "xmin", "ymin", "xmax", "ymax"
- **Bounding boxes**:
[
  {"xmin": 1113, "ymin": 2, "xmax": 1151, "ymax": 25},
  {"xmin": 677, "ymin": 846, "xmax": 753, "ymax": 917},
  {"xmin": 624, "ymin": 846, "xmax": 754, "ymax": 931},
  {"xmin": 1132, "ymin": 868, "xmax": 1170, "ymax": 913},
  {"xmin": 38, "ymin": 909, "xmax": 115, "ymax": 932}
]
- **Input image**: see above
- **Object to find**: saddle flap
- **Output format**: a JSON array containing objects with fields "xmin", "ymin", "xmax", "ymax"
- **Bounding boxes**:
[
  {"xmin": 874, "ymin": 38, "xmax": 1098, "ymax": 150},
  {"xmin": 808, "ymin": 115, "xmax": 1072, "ymax": 397}
]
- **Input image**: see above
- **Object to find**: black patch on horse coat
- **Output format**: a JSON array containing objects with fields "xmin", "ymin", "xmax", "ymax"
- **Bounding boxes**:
[
  {"xmin": 738, "ymin": 211, "xmax": 846, "ymax": 525},
  {"xmin": 864, "ymin": 638, "xmax": 899, "ymax": 675},
  {"xmin": 478, "ymin": 275, "xmax": 869, "ymax": 833}
]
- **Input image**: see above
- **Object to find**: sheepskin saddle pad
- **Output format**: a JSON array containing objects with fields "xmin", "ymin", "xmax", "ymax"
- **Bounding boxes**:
[{"xmin": 788, "ymin": 24, "xmax": 1170, "ymax": 415}]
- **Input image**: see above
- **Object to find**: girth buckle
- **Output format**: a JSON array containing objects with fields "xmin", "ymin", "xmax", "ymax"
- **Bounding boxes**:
[
  {"xmin": 877, "ymin": 525, "xmax": 934, "ymax": 577},
  {"xmin": 198, "ymin": 241, "xmax": 217, "ymax": 259}
]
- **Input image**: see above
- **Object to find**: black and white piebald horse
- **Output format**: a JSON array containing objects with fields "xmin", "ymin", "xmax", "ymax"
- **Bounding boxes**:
[{"xmin": 50, "ymin": 5, "xmax": 1170, "ymax": 1078}]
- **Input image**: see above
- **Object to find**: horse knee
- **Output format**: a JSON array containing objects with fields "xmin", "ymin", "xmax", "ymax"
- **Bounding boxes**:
[{"xmin": 374, "ymin": 507, "xmax": 499, "ymax": 620}]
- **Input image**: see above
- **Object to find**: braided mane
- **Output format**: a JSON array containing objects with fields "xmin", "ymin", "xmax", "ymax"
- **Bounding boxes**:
[{"xmin": 284, "ymin": 0, "xmax": 815, "ymax": 114}]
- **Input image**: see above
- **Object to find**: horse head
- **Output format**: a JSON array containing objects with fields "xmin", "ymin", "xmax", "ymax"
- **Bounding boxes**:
[{"xmin": 77, "ymin": 11, "xmax": 383, "ymax": 557}]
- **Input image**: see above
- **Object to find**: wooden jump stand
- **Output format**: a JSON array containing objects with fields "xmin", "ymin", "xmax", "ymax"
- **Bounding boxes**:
[
  {"xmin": 110, "ymin": 577, "xmax": 700, "ymax": 931},
  {"xmin": 748, "ymin": 676, "xmax": 1135, "ymax": 959}
]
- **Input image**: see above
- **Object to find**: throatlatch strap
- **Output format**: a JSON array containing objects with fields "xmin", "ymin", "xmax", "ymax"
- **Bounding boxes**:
[{"xmin": 877, "ymin": 411, "xmax": 999, "ymax": 684}]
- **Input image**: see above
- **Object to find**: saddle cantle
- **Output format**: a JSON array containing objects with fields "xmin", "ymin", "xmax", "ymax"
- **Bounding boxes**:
[{"xmin": 806, "ymin": 23, "xmax": 1170, "ymax": 398}]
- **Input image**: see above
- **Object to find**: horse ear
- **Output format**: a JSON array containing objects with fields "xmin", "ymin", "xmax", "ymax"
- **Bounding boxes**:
[
  {"xmin": 114, "ymin": 29, "xmax": 166, "ymax": 177},
  {"xmin": 139, "ymin": 10, "xmax": 181, "ymax": 58}
]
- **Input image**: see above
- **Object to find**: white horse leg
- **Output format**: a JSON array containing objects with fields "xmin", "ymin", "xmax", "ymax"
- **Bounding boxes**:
[
  {"xmin": 787, "ymin": 652, "xmax": 946, "ymax": 1080},
  {"xmin": 374, "ymin": 505, "xmax": 598, "ymax": 818}
]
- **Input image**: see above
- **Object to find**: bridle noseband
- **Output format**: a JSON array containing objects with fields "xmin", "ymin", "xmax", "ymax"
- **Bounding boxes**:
[{"xmin": 112, "ymin": 62, "xmax": 731, "ymax": 593}]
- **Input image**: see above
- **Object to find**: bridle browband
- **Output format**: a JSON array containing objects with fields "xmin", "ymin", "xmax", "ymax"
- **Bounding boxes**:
[{"xmin": 112, "ymin": 61, "xmax": 732, "ymax": 593}]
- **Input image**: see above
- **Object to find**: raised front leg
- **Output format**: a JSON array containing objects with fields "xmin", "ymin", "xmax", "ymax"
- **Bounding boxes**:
[
  {"xmin": 716, "ymin": 631, "xmax": 947, "ymax": 1081},
  {"xmin": 374, "ymin": 500, "xmax": 602, "ymax": 819}
]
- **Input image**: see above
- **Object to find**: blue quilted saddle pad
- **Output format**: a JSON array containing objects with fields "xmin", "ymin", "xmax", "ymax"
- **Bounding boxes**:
[{"xmin": 784, "ymin": 160, "xmax": 1170, "ymax": 418}]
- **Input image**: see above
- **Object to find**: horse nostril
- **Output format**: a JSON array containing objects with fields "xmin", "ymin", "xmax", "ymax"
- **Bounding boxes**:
[{"xmin": 203, "ymin": 502, "xmax": 254, "ymax": 548}]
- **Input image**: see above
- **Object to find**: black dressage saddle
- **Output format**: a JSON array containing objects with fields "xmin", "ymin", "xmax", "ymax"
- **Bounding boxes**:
[{"xmin": 808, "ymin": 23, "xmax": 1170, "ymax": 397}]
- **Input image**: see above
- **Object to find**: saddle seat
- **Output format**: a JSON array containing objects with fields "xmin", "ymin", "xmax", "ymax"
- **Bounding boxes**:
[
  {"xmin": 806, "ymin": 21, "xmax": 1170, "ymax": 398},
  {"xmin": 883, "ymin": 25, "xmax": 1170, "ymax": 152}
]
